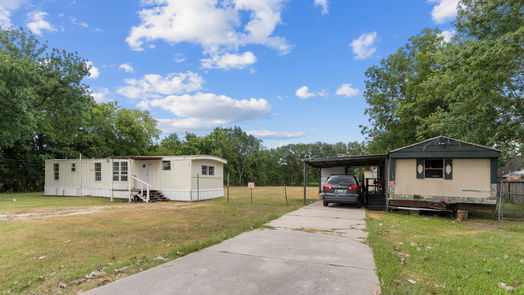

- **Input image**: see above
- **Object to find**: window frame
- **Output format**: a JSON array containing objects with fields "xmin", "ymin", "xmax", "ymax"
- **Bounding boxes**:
[
  {"xmin": 120, "ymin": 161, "xmax": 128, "ymax": 181},
  {"xmin": 112, "ymin": 162, "xmax": 120, "ymax": 181},
  {"xmin": 424, "ymin": 159, "xmax": 444, "ymax": 179},
  {"xmin": 95, "ymin": 162, "xmax": 102, "ymax": 181},
  {"xmin": 162, "ymin": 160, "xmax": 171, "ymax": 171},
  {"xmin": 53, "ymin": 163, "xmax": 59, "ymax": 180},
  {"xmin": 208, "ymin": 166, "xmax": 215, "ymax": 176},
  {"xmin": 201, "ymin": 165, "xmax": 208, "ymax": 175},
  {"xmin": 71, "ymin": 163, "xmax": 76, "ymax": 173}
]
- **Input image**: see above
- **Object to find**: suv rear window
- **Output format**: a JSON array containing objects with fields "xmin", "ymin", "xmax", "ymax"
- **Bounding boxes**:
[{"xmin": 326, "ymin": 175, "xmax": 357, "ymax": 186}]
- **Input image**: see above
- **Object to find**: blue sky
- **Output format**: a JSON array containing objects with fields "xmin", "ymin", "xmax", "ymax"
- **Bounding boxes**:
[{"xmin": 1, "ymin": 0, "xmax": 457, "ymax": 147}]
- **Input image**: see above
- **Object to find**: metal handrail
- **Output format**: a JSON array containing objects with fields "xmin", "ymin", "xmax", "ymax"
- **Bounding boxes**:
[{"xmin": 128, "ymin": 175, "xmax": 152, "ymax": 203}]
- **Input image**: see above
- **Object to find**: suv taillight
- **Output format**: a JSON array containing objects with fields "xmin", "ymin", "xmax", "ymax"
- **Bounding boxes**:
[
  {"xmin": 348, "ymin": 185, "xmax": 360, "ymax": 191},
  {"xmin": 322, "ymin": 184, "xmax": 332, "ymax": 190}
]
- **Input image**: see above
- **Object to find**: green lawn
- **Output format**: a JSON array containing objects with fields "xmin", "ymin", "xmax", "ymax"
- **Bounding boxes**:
[
  {"xmin": 367, "ymin": 211, "xmax": 524, "ymax": 294},
  {"xmin": 0, "ymin": 187, "xmax": 317, "ymax": 294},
  {"xmin": 0, "ymin": 192, "xmax": 122, "ymax": 212}
]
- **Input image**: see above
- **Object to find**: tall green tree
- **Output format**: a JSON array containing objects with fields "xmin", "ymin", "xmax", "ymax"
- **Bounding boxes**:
[{"xmin": 361, "ymin": 0, "xmax": 523, "ymax": 161}]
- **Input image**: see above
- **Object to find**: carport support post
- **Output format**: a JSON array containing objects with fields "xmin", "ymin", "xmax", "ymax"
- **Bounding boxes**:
[{"xmin": 303, "ymin": 161, "xmax": 308, "ymax": 205}]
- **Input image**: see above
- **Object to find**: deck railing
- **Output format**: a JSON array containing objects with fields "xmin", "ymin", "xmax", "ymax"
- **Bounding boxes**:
[{"xmin": 128, "ymin": 175, "xmax": 152, "ymax": 203}]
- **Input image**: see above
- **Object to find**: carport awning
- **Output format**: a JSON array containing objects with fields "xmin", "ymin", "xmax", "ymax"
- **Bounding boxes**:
[{"xmin": 305, "ymin": 154, "xmax": 388, "ymax": 168}]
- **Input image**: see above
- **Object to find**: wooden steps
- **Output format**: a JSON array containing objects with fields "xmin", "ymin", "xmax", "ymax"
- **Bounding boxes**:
[
  {"xmin": 366, "ymin": 193, "xmax": 386, "ymax": 211},
  {"xmin": 132, "ymin": 189, "xmax": 170, "ymax": 203}
]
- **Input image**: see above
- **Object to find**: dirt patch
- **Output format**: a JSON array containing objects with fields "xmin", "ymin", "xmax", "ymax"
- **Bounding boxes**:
[
  {"xmin": 0, "ymin": 202, "xmax": 200, "ymax": 221},
  {"xmin": 465, "ymin": 221, "xmax": 502, "ymax": 231}
]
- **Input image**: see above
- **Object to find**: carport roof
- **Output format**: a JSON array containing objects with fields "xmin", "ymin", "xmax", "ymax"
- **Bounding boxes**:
[{"xmin": 305, "ymin": 154, "xmax": 387, "ymax": 168}]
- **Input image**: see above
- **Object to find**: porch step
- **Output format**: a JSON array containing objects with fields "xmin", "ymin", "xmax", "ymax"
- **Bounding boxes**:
[
  {"xmin": 366, "ymin": 194, "xmax": 386, "ymax": 211},
  {"xmin": 132, "ymin": 189, "xmax": 170, "ymax": 203}
]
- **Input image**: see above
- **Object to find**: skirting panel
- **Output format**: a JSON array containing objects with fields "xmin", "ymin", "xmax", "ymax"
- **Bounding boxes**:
[
  {"xmin": 160, "ymin": 188, "xmax": 224, "ymax": 201},
  {"xmin": 44, "ymin": 186, "xmax": 112, "ymax": 198}
]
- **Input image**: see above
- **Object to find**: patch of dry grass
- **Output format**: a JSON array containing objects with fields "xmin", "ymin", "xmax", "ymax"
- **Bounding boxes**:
[{"xmin": 0, "ymin": 186, "xmax": 318, "ymax": 294}]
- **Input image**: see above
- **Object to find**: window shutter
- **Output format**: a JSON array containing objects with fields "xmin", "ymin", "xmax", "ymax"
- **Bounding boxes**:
[
  {"xmin": 444, "ymin": 159, "xmax": 453, "ymax": 180},
  {"xmin": 416, "ymin": 159, "xmax": 425, "ymax": 179}
]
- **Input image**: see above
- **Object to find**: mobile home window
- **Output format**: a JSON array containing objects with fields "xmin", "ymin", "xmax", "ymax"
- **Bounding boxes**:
[
  {"xmin": 208, "ymin": 166, "xmax": 215, "ymax": 176},
  {"xmin": 201, "ymin": 165, "xmax": 208, "ymax": 175},
  {"xmin": 95, "ymin": 162, "xmax": 102, "ymax": 181},
  {"xmin": 53, "ymin": 163, "xmax": 59, "ymax": 180},
  {"xmin": 120, "ymin": 162, "xmax": 128, "ymax": 181},
  {"xmin": 71, "ymin": 163, "xmax": 76, "ymax": 173},
  {"xmin": 162, "ymin": 160, "xmax": 171, "ymax": 170},
  {"xmin": 113, "ymin": 162, "xmax": 120, "ymax": 181},
  {"xmin": 424, "ymin": 159, "xmax": 443, "ymax": 178}
]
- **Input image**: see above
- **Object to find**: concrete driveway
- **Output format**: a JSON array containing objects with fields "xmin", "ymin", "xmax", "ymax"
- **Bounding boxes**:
[{"xmin": 84, "ymin": 202, "xmax": 380, "ymax": 295}]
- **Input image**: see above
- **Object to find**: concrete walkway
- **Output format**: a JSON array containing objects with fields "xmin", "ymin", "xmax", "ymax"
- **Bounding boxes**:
[{"xmin": 84, "ymin": 202, "xmax": 380, "ymax": 295}]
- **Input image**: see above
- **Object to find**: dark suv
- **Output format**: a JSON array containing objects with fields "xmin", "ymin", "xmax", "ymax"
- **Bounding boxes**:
[{"xmin": 321, "ymin": 175, "xmax": 362, "ymax": 207}]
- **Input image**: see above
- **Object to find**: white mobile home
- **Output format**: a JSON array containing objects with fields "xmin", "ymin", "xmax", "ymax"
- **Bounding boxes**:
[{"xmin": 44, "ymin": 155, "xmax": 227, "ymax": 202}]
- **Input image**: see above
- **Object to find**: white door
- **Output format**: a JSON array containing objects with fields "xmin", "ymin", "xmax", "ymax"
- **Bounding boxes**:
[{"xmin": 139, "ymin": 163, "xmax": 149, "ymax": 183}]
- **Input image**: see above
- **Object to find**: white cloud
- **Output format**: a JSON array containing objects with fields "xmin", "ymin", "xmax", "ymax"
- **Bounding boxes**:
[
  {"xmin": 85, "ymin": 61, "xmax": 100, "ymax": 79},
  {"xmin": 248, "ymin": 129, "xmax": 306, "ymax": 139},
  {"xmin": 295, "ymin": 85, "xmax": 325, "ymax": 99},
  {"xmin": 438, "ymin": 29, "xmax": 456, "ymax": 42},
  {"xmin": 429, "ymin": 0, "xmax": 458, "ymax": 24},
  {"xmin": 350, "ymin": 32, "xmax": 377, "ymax": 60},
  {"xmin": 174, "ymin": 52, "xmax": 186, "ymax": 63},
  {"xmin": 314, "ymin": 0, "xmax": 329, "ymax": 15},
  {"xmin": 0, "ymin": 0, "xmax": 26, "ymax": 28},
  {"xmin": 117, "ymin": 71, "xmax": 203, "ymax": 99},
  {"xmin": 335, "ymin": 83, "xmax": 360, "ymax": 97},
  {"xmin": 201, "ymin": 51, "xmax": 256, "ymax": 70},
  {"xmin": 126, "ymin": 0, "xmax": 290, "ymax": 59},
  {"xmin": 119, "ymin": 63, "xmax": 135, "ymax": 73},
  {"xmin": 26, "ymin": 11, "xmax": 56, "ymax": 35},
  {"xmin": 91, "ymin": 88, "xmax": 112, "ymax": 103},
  {"xmin": 69, "ymin": 16, "xmax": 88, "ymax": 28},
  {"xmin": 147, "ymin": 92, "xmax": 272, "ymax": 133}
]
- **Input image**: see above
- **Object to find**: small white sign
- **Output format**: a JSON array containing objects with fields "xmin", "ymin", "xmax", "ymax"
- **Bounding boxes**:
[{"xmin": 247, "ymin": 182, "xmax": 255, "ymax": 188}]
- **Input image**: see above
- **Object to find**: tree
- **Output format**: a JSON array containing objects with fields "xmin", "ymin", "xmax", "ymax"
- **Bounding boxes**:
[
  {"xmin": 361, "ymin": 29, "xmax": 446, "ymax": 153},
  {"xmin": 361, "ymin": 0, "xmax": 523, "ymax": 162}
]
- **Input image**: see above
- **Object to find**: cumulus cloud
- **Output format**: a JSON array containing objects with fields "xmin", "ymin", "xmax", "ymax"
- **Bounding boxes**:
[
  {"xmin": 127, "ymin": 0, "xmax": 289, "ymax": 53},
  {"xmin": 335, "ymin": 83, "xmax": 360, "ymax": 97},
  {"xmin": 144, "ymin": 92, "xmax": 272, "ymax": 132},
  {"xmin": 201, "ymin": 51, "xmax": 256, "ymax": 70},
  {"xmin": 438, "ymin": 29, "xmax": 456, "ymax": 42},
  {"xmin": 314, "ymin": 0, "xmax": 329, "ymax": 15},
  {"xmin": 125, "ymin": 0, "xmax": 290, "ymax": 70},
  {"xmin": 295, "ymin": 85, "xmax": 325, "ymax": 99},
  {"xmin": 91, "ymin": 88, "xmax": 112, "ymax": 103},
  {"xmin": 85, "ymin": 61, "xmax": 100, "ymax": 79},
  {"xmin": 117, "ymin": 71, "xmax": 203, "ymax": 99},
  {"xmin": 248, "ymin": 130, "xmax": 306, "ymax": 139},
  {"xmin": 429, "ymin": 0, "xmax": 458, "ymax": 24},
  {"xmin": 26, "ymin": 11, "xmax": 56, "ymax": 35},
  {"xmin": 0, "ymin": 0, "xmax": 26, "ymax": 28},
  {"xmin": 119, "ymin": 63, "xmax": 135, "ymax": 73},
  {"xmin": 350, "ymin": 32, "xmax": 377, "ymax": 60}
]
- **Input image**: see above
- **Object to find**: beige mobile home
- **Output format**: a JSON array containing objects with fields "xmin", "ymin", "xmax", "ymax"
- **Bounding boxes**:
[
  {"xmin": 44, "ymin": 155, "xmax": 227, "ymax": 202},
  {"xmin": 305, "ymin": 136, "xmax": 500, "ymax": 212}
]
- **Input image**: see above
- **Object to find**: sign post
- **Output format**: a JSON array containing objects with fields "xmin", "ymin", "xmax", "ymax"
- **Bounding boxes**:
[{"xmin": 248, "ymin": 182, "xmax": 255, "ymax": 204}]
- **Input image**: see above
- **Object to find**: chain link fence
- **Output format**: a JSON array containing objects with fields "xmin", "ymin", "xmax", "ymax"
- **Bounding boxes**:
[{"xmin": 497, "ymin": 180, "xmax": 524, "ymax": 221}]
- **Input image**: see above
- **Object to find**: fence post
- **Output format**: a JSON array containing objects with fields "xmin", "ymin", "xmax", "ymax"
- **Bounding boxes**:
[
  {"xmin": 250, "ymin": 187, "xmax": 253, "ymax": 204},
  {"xmin": 498, "ymin": 181, "xmax": 504, "ymax": 220},
  {"xmin": 227, "ymin": 172, "xmax": 230, "ymax": 203},
  {"xmin": 284, "ymin": 184, "xmax": 288, "ymax": 206}
]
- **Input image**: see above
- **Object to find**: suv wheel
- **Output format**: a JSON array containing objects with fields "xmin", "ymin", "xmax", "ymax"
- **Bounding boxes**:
[{"xmin": 323, "ymin": 201, "xmax": 329, "ymax": 207}]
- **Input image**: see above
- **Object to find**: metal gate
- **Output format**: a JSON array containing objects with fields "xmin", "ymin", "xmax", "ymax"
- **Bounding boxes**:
[{"xmin": 497, "ymin": 180, "xmax": 524, "ymax": 221}]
